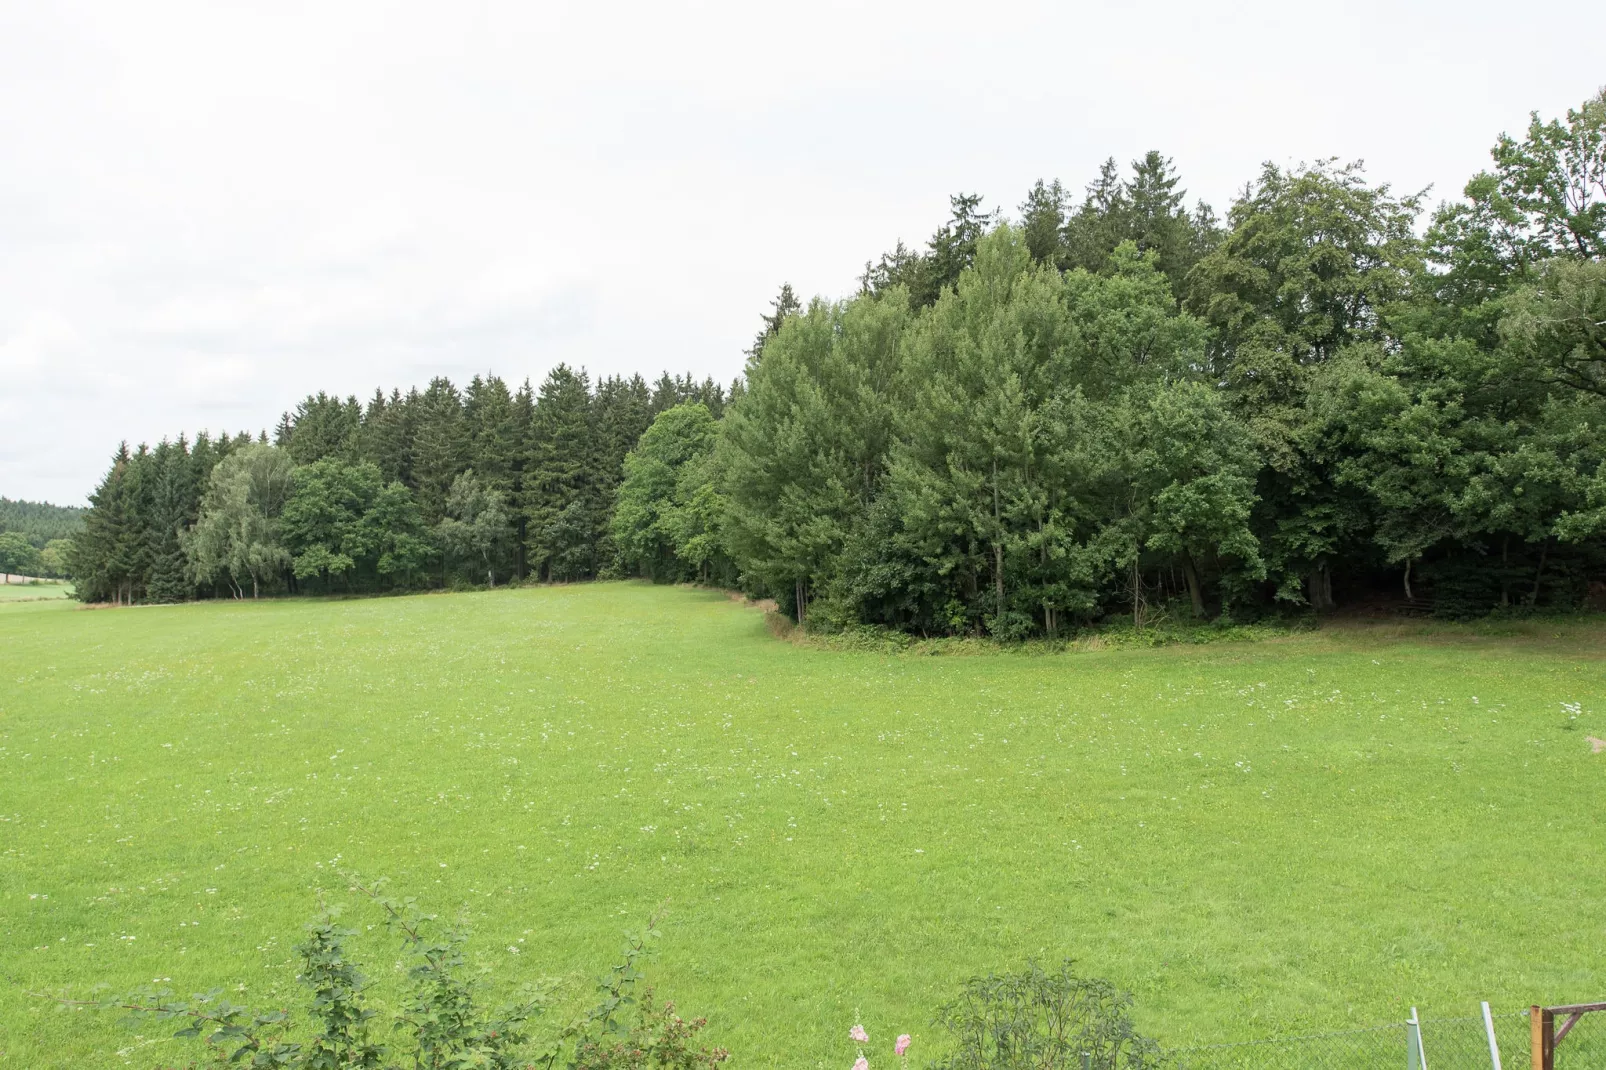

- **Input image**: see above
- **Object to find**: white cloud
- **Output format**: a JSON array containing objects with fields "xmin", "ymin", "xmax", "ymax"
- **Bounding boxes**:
[{"xmin": 2, "ymin": 0, "xmax": 1603, "ymax": 503}]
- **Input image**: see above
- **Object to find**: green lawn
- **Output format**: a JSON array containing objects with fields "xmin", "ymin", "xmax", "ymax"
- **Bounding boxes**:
[
  {"xmin": 0, "ymin": 580, "xmax": 71, "ymax": 601},
  {"xmin": 3, "ymin": 584, "xmax": 1604, "ymax": 1068}
]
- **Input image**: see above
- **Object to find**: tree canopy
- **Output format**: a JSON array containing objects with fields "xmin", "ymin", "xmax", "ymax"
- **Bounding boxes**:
[{"xmin": 60, "ymin": 90, "xmax": 1606, "ymax": 627}]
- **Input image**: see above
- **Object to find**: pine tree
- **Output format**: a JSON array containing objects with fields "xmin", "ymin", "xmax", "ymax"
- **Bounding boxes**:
[
  {"xmin": 1019, "ymin": 179, "xmax": 1068, "ymax": 266},
  {"xmin": 525, "ymin": 365, "xmax": 598, "ymax": 580},
  {"xmin": 146, "ymin": 438, "xmax": 197, "ymax": 603},
  {"xmin": 747, "ymin": 283, "xmax": 802, "ymax": 363},
  {"xmin": 409, "ymin": 378, "xmax": 470, "ymax": 524},
  {"xmin": 464, "ymin": 374, "xmax": 519, "ymax": 495},
  {"xmin": 73, "ymin": 444, "xmax": 134, "ymax": 603}
]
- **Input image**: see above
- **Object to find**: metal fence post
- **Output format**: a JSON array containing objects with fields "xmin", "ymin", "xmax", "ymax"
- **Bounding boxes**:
[
  {"xmin": 1483, "ymin": 1002, "xmax": 1503, "ymax": 1070},
  {"xmin": 1408, "ymin": 1007, "xmax": 1428, "ymax": 1070}
]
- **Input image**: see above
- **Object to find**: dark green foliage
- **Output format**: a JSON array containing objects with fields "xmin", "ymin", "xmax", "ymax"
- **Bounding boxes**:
[
  {"xmin": 747, "ymin": 282, "xmax": 802, "ymax": 363},
  {"xmin": 526, "ymin": 365, "xmax": 602, "ymax": 581},
  {"xmin": 68, "ymin": 361, "xmax": 733, "ymax": 601},
  {"xmin": 280, "ymin": 393, "xmax": 363, "ymax": 465},
  {"xmin": 60, "ymin": 89, "xmax": 1606, "ymax": 622},
  {"xmin": 704, "ymin": 93, "xmax": 1606, "ymax": 632},
  {"xmin": 411, "ymin": 378, "xmax": 472, "ymax": 525},
  {"xmin": 930, "ymin": 961, "xmax": 1160, "ymax": 1070},
  {"xmin": 0, "ymin": 497, "xmax": 85, "ymax": 547},
  {"xmin": 281, "ymin": 458, "xmax": 386, "ymax": 588}
]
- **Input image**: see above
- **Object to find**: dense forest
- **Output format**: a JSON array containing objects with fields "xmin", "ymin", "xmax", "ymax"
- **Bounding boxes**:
[
  {"xmin": 66, "ymin": 91, "xmax": 1606, "ymax": 630},
  {"xmin": 0, "ymin": 498, "xmax": 82, "ymax": 578},
  {"xmin": 64, "ymin": 371, "xmax": 731, "ymax": 603}
]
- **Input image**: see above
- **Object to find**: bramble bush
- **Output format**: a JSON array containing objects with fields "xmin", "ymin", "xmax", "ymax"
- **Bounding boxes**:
[
  {"xmin": 929, "ymin": 961, "xmax": 1160, "ymax": 1070},
  {"xmin": 61, "ymin": 873, "xmax": 726, "ymax": 1070}
]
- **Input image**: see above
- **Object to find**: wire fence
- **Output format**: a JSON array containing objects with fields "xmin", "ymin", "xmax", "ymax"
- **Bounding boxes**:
[
  {"xmin": 1158, "ymin": 1010, "xmax": 1606, "ymax": 1069},
  {"xmin": 1163, "ymin": 1022, "xmax": 1407, "ymax": 1069}
]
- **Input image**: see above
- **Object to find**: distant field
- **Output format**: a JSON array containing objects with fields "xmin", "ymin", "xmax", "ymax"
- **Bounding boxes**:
[
  {"xmin": 3, "ymin": 585, "xmax": 1605, "ymax": 1068},
  {"xmin": 0, "ymin": 580, "xmax": 70, "ymax": 601}
]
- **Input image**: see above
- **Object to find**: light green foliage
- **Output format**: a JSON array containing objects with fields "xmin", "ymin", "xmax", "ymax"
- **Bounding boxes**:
[
  {"xmin": 53, "ymin": 88, "xmax": 1606, "ymax": 624},
  {"xmin": 1488, "ymin": 88, "xmax": 1606, "ymax": 261},
  {"xmin": 722, "ymin": 291, "xmax": 909, "ymax": 620},
  {"xmin": 0, "ymin": 529, "xmax": 43, "ymax": 579},
  {"xmin": 436, "ymin": 470, "xmax": 514, "ymax": 587},
  {"xmin": 185, "ymin": 443, "xmax": 295, "ymax": 599},
  {"xmin": 611, "ymin": 403, "xmax": 724, "ymax": 583},
  {"xmin": 38, "ymin": 536, "xmax": 73, "ymax": 578},
  {"xmin": 1183, "ymin": 159, "xmax": 1426, "ymax": 607},
  {"xmin": 1501, "ymin": 256, "xmax": 1606, "ymax": 398},
  {"xmin": 282, "ymin": 459, "xmax": 385, "ymax": 585},
  {"xmin": 82, "ymin": 879, "xmax": 716, "ymax": 1069},
  {"xmin": 6, "ymin": 585, "xmax": 1606, "ymax": 1066},
  {"xmin": 1096, "ymin": 381, "xmax": 1263, "ymax": 622},
  {"xmin": 366, "ymin": 482, "xmax": 435, "ymax": 584}
]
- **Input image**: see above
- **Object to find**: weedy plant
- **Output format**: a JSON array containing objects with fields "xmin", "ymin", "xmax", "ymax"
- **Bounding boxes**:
[
  {"xmin": 929, "ymin": 961, "xmax": 1160, "ymax": 1070},
  {"xmin": 54, "ymin": 872, "xmax": 726, "ymax": 1070}
]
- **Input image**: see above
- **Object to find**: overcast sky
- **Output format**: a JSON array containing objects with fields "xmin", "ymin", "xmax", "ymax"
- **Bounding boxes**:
[{"xmin": 2, "ymin": 0, "xmax": 1602, "ymax": 505}]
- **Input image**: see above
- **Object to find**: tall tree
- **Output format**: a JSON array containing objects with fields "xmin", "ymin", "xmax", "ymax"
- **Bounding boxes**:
[
  {"xmin": 410, "ymin": 378, "xmax": 470, "ymax": 523},
  {"xmin": 612, "ymin": 401, "xmax": 721, "ymax": 582},
  {"xmin": 186, "ymin": 444, "xmax": 294, "ymax": 599},
  {"xmin": 436, "ymin": 470, "xmax": 514, "ymax": 587},
  {"xmin": 748, "ymin": 283, "xmax": 802, "ymax": 363},
  {"xmin": 525, "ymin": 365, "xmax": 598, "ymax": 581}
]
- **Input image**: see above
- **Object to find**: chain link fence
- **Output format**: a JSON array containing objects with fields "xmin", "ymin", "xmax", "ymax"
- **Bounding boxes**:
[
  {"xmin": 1157, "ymin": 1010, "xmax": 1606, "ymax": 1069},
  {"xmin": 1164, "ymin": 1022, "xmax": 1407, "ymax": 1069},
  {"xmin": 1552, "ymin": 1006, "xmax": 1606, "ymax": 1067}
]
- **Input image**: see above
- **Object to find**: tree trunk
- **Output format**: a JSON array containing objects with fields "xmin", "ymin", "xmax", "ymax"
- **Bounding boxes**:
[
  {"xmin": 795, "ymin": 578, "xmax": 807, "ymax": 625},
  {"xmin": 993, "ymin": 544, "xmax": 1005, "ymax": 617},
  {"xmin": 1131, "ymin": 559, "xmax": 1146, "ymax": 629},
  {"xmin": 1307, "ymin": 565, "xmax": 1334, "ymax": 612},
  {"xmin": 1500, "ymin": 537, "xmax": 1510, "ymax": 607},
  {"xmin": 252, "ymin": 575, "xmax": 259, "ymax": 600},
  {"xmin": 1182, "ymin": 555, "xmax": 1205, "ymax": 618},
  {"xmin": 1403, "ymin": 558, "xmax": 1413, "ymax": 601},
  {"xmin": 991, "ymin": 460, "xmax": 1004, "ymax": 618},
  {"xmin": 1529, "ymin": 538, "xmax": 1550, "ymax": 606}
]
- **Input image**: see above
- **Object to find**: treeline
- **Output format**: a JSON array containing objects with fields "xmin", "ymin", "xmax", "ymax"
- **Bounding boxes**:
[
  {"xmin": 0, "ymin": 498, "xmax": 82, "ymax": 578},
  {"xmin": 0, "ymin": 497, "xmax": 85, "ymax": 545},
  {"xmin": 69, "ymin": 91, "xmax": 1606, "ymax": 628},
  {"xmin": 67, "ymin": 371, "xmax": 732, "ymax": 603},
  {"xmin": 620, "ymin": 91, "xmax": 1606, "ymax": 630}
]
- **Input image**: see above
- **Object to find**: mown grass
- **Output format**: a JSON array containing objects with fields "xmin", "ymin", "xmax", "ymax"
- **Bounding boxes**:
[
  {"xmin": 0, "ymin": 580, "xmax": 71, "ymax": 602},
  {"xmin": 2, "ymin": 584, "xmax": 1604, "ymax": 1068}
]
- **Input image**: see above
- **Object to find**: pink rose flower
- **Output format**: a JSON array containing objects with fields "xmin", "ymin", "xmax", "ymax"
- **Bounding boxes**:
[
  {"xmin": 850, "ymin": 1025, "xmax": 869, "ymax": 1044},
  {"xmin": 895, "ymin": 1034, "xmax": 912, "ymax": 1057},
  {"xmin": 853, "ymin": 1058, "xmax": 869, "ymax": 1070}
]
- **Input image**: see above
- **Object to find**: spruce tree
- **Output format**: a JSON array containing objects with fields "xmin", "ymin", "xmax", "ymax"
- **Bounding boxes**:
[
  {"xmin": 525, "ymin": 365, "xmax": 597, "ymax": 580},
  {"xmin": 409, "ymin": 378, "xmax": 470, "ymax": 523}
]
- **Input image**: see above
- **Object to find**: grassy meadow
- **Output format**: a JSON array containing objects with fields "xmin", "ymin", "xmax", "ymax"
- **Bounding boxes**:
[
  {"xmin": 2, "ymin": 584, "xmax": 1605, "ymax": 1067},
  {"xmin": 0, "ymin": 580, "xmax": 71, "ymax": 602}
]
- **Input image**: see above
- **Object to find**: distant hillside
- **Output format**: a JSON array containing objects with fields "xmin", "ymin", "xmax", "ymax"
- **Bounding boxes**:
[{"xmin": 0, "ymin": 497, "xmax": 85, "ymax": 548}]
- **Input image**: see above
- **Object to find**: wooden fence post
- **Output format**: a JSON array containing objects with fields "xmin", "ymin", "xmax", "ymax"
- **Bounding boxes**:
[{"xmin": 1531, "ymin": 1006, "xmax": 1553, "ymax": 1070}]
